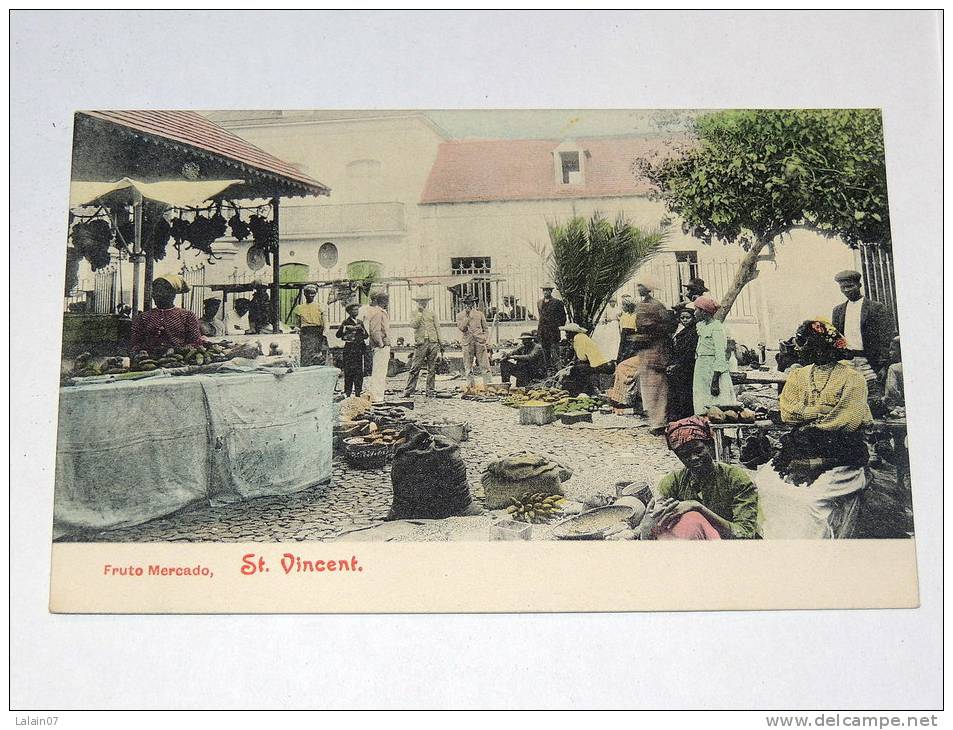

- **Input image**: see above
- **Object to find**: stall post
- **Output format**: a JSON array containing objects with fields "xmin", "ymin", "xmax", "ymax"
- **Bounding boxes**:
[
  {"xmin": 270, "ymin": 196, "xmax": 280, "ymax": 332},
  {"xmin": 131, "ymin": 191, "xmax": 143, "ymax": 316}
]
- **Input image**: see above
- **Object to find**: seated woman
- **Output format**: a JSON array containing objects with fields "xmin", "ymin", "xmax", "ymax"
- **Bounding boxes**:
[
  {"xmin": 198, "ymin": 297, "xmax": 225, "ymax": 337},
  {"xmin": 755, "ymin": 319, "xmax": 873, "ymax": 539},
  {"xmin": 639, "ymin": 416, "xmax": 760, "ymax": 540},
  {"xmin": 557, "ymin": 323, "xmax": 614, "ymax": 396},
  {"xmin": 129, "ymin": 275, "xmax": 203, "ymax": 355}
]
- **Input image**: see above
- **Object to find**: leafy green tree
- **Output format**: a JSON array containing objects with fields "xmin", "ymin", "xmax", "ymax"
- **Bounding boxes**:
[
  {"xmin": 545, "ymin": 212, "xmax": 666, "ymax": 333},
  {"xmin": 642, "ymin": 109, "xmax": 890, "ymax": 320}
]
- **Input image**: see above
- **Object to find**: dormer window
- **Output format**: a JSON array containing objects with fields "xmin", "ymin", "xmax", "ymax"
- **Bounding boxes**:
[
  {"xmin": 559, "ymin": 152, "xmax": 580, "ymax": 184},
  {"xmin": 554, "ymin": 141, "xmax": 586, "ymax": 185}
]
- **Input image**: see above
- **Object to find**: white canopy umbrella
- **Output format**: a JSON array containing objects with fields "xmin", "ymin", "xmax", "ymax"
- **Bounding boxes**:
[
  {"xmin": 69, "ymin": 177, "xmax": 245, "ymax": 315},
  {"xmin": 69, "ymin": 177, "xmax": 245, "ymax": 209}
]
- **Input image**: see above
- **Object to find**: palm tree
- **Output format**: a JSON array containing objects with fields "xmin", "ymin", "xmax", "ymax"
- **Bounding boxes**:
[{"xmin": 546, "ymin": 212, "xmax": 667, "ymax": 333}]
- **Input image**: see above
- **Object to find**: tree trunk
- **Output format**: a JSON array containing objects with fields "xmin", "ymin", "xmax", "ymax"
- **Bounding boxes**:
[{"xmin": 715, "ymin": 236, "xmax": 770, "ymax": 322}]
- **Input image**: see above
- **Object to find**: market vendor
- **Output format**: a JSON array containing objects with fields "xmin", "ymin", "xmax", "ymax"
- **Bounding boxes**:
[
  {"xmin": 199, "ymin": 297, "xmax": 225, "ymax": 337},
  {"xmin": 755, "ymin": 319, "xmax": 873, "ymax": 539},
  {"xmin": 129, "ymin": 274, "xmax": 203, "ymax": 354},
  {"xmin": 557, "ymin": 323, "xmax": 613, "ymax": 396},
  {"xmin": 495, "ymin": 331, "xmax": 546, "ymax": 387},
  {"xmin": 638, "ymin": 416, "xmax": 760, "ymax": 540},
  {"xmin": 291, "ymin": 284, "xmax": 327, "ymax": 366}
]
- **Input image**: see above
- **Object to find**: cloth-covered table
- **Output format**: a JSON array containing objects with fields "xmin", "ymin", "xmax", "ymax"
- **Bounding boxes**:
[{"xmin": 53, "ymin": 366, "xmax": 337, "ymax": 538}]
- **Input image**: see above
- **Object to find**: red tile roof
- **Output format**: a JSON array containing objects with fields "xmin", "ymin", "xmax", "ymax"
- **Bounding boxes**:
[
  {"xmin": 80, "ymin": 110, "xmax": 330, "ymax": 197},
  {"xmin": 420, "ymin": 135, "xmax": 687, "ymax": 204}
]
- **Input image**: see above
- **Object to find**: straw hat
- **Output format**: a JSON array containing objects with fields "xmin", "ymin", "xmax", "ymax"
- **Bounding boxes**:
[
  {"xmin": 635, "ymin": 274, "xmax": 660, "ymax": 291},
  {"xmin": 560, "ymin": 323, "xmax": 587, "ymax": 334}
]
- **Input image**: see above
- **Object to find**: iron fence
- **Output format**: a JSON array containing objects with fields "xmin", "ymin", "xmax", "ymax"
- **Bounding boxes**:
[
  {"xmin": 185, "ymin": 256, "xmax": 759, "ymax": 329},
  {"xmin": 858, "ymin": 243, "xmax": 898, "ymax": 331},
  {"xmin": 179, "ymin": 263, "xmax": 207, "ymax": 316}
]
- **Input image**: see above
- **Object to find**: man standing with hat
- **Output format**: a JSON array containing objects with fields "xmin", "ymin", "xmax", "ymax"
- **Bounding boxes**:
[
  {"xmin": 403, "ymin": 294, "xmax": 444, "ymax": 398},
  {"xmin": 681, "ymin": 277, "xmax": 709, "ymax": 303},
  {"xmin": 335, "ymin": 301, "xmax": 368, "ymax": 397},
  {"xmin": 632, "ymin": 275, "xmax": 676, "ymax": 434},
  {"xmin": 291, "ymin": 284, "xmax": 326, "ymax": 366},
  {"xmin": 536, "ymin": 283, "xmax": 567, "ymax": 373},
  {"xmin": 456, "ymin": 294, "xmax": 491, "ymax": 388},
  {"xmin": 365, "ymin": 290, "xmax": 391, "ymax": 401},
  {"xmin": 831, "ymin": 270, "xmax": 894, "ymax": 391},
  {"xmin": 495, "ymin": 332, "xmax": 546, "ymax": 387}
]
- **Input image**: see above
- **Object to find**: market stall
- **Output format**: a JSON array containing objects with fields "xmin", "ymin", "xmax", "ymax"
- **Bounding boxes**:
[
  {"xmin": 55, "ymin": 111, "xmax": 339, "ymax": 538},
  {"xmin": 54, "ymin": 366, "xmax": 337, "ymax": 537}
]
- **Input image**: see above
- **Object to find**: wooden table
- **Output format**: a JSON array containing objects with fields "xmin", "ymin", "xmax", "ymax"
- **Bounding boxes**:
[{"xmin": 708, "ymin": 418, "xmax": 909, "ymax": 486}]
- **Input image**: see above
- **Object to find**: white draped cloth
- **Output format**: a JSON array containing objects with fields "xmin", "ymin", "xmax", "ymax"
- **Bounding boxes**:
[{"xmin": 756, "ymin": 463, "xmax": 867, "ymax": 539}]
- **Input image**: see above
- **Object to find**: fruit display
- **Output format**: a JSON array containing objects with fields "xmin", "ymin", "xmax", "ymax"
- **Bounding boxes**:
[
  {"xmin": 64, "ymin": 341, "xmax": 256, "ymax": 382},
  {"xmin": 505, "ymin": 492, "xmax": 566, "ymax": 524},
  {"xmin": 704, "ymin": 406, "xmax": 760, "ymax": 424},
  {"xmin": 501, "ymin": 387, "xmax": 602, "ymax": 415},
  {"xmin": 363, "ymin": 404, "xmax": 416, "ymax": 430}
]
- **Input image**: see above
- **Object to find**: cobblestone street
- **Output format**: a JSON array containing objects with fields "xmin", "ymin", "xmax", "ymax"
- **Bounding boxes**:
[{"xmin": 63, "ymin": 375, "xmax": 681, "ymax": 543}]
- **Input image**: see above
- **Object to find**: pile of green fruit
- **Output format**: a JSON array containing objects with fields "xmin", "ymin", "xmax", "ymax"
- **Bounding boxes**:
[
  {"xmin": 505, "ymin": 492, "xmax": 566, "ymax": 524},
  {"xmin": 553, "ymin": 394, "xmax": 599, "ymax": 416}
]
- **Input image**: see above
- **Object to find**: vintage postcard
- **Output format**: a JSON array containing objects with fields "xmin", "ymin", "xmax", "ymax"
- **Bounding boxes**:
[{"xmin": 50, "ymin": 108, "xmax": 917, "ymax": 613}]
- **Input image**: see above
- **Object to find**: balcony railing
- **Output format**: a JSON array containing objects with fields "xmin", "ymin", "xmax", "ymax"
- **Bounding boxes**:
[{"xmin": 280, "ymin": 202, "xmax": 405, "ymax": 238}]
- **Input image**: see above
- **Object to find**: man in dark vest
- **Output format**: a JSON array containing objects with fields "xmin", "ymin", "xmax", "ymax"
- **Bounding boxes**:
[
  {"xmin": 831, "ymin": 270, "xmax": 895, "ymax": 393},
  {"xmin": 536, "ymin": 283, "xmax": 567, "ymax": 374}
]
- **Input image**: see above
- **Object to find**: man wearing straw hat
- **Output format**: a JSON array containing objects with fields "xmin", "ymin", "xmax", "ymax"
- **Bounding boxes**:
[
  {"xmin": 456, "ymin": 293, "xmax": 492, "ymax": 389},
  {"xmin": 632, "ymin": 274, "xmax": 676, "ymax": 435},
  {"xmin": 403, "ymin": 293, "xmax": 444, "ymax": 398},
  {"xmin": 291, "ymin": 284, "xmax": 326, "ymax": 366}
]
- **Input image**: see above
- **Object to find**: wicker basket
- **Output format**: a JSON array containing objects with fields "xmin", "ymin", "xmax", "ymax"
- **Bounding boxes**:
[{"xmin": 343, "ymin": 437, "xmax": 391, "ymax": 469}]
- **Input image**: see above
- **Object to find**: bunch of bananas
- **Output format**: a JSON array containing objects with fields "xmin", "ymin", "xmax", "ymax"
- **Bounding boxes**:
[{"xmin": 505, "ymin": 492, "xmax": 565, "ymax": 523}]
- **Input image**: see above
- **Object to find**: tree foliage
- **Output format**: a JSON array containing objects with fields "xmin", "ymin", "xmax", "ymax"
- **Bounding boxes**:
[
  {"xmin": 546, "ymin": 212, "xmax": 666, "ymax": 334},
  {"xmin": 640, "ymin": 109, "xmax": 890, "ymax": 317}
]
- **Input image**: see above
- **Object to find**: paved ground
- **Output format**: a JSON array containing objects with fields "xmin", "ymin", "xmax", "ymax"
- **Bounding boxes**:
[
  {"xmin": 64, "ymin": 375, "xmax": 680, "ymax": 543},
  {"xmin": 61, "ymin": 373, "xmax": 912, "ymax": 543}
]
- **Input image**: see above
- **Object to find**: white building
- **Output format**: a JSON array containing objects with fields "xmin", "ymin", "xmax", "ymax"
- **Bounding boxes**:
[{"xmin": 168, "ymin": 111, "xmax": 861, "ymax": 349}]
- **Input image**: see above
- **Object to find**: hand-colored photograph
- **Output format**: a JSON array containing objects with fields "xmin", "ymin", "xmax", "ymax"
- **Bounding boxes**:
[{"xmin": 54, "ymin": 108, "xmax": 910, "ymax": 551}]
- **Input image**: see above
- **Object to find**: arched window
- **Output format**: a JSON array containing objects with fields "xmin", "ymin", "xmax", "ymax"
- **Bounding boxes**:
[{"xmin": 346, "ymin": 159, "xmax": 382, "ymax": 179}]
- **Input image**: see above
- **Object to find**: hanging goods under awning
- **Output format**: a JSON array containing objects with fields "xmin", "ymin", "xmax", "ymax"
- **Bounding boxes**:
[{"xmin": 69, "ymin": 177, "xmax": 246, "ymax": 209}]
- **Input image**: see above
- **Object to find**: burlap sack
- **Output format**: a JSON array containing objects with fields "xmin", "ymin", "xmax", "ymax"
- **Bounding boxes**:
[
  {"xmin": 388, "ymin": 424, "xmax": 477, "ymax": 519},
  {"xmin": 481, "ymin": 451, "xmax": 573, "ymax": 509}
]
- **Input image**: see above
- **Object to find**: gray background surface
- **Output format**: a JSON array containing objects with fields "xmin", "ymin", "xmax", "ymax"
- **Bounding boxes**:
[{"xmin": 9, "ymin": 10, "xmax": 943, "ymax": 710}]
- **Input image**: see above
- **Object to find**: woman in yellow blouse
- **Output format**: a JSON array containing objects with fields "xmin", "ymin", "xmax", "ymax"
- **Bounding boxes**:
[
  {"xmin": 291, "ymin": 284, "xmax": 326, "ymax": 366},
  {"xmin": 558, "ymin": 323, "xmax": 611, "ymax": 396},
  {"xmin": 756, "ymin": 319, "xmax": 873, "ymax": 538}
]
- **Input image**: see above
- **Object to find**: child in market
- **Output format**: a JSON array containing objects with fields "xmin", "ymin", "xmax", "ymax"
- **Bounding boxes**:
[{"xmin": 336, "ymin": 301, "xmax": 368, "ymax": 397}]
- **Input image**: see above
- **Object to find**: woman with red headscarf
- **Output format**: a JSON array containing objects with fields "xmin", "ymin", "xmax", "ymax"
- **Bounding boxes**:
[{"xmin": 638, "ymin": 416, "xmax": 760, "ymax": 540}]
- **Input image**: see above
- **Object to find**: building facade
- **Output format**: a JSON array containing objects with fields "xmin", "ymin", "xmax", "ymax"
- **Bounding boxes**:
[{"xmin": 141, "ymin": 112, "xmax": 861, "ymax": 350}]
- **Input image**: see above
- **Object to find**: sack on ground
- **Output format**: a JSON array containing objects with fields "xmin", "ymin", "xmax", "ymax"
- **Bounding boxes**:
[
  {"xmin": 388, "ymin": 424, "xmax": 476, "ymax": 519},
  {"xmin": 481, "ymin": 451, "xmax": 573, "ymax": 509}
]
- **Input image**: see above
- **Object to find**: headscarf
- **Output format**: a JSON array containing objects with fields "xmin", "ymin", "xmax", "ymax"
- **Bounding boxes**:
[
  {"xmin": 303, "ymin": 284, "xmax": 318, "ymax": 295},
  {"xmin": 794, "ymin": 319, "xmax": 848, "ymax": 352},
  {"xmin": 692, "ymin": 296, "xmax": 719, "ymax": 315},
  {"xmin": 665, "ymin": 416, "xmax": 713, "ymax": 451},
  {"xmin": 154, "ymin": 274, "xmax": 190, "ymax": 293}
]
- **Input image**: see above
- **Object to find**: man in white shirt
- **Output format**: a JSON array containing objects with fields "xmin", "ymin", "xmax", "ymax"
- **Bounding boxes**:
[
  {"xmin": 364, "ymin": 291, "xmax": 391, "ymax": 401},
  {"xmin": 831, "ymin": 270, "xmax": 895, "ymax": 394}
]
